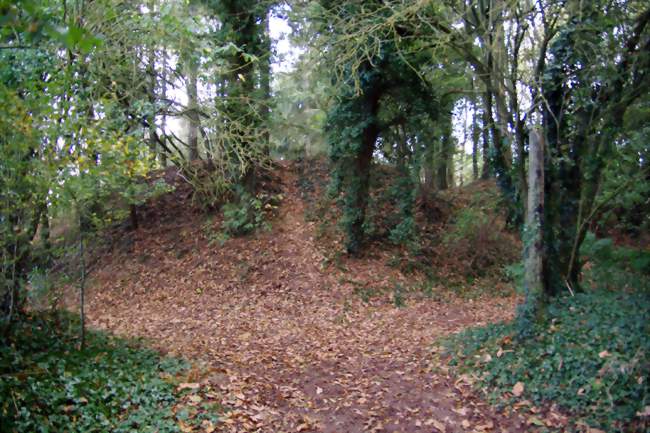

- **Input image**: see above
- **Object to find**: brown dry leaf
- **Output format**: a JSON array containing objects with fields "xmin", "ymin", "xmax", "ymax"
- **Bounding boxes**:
[
  {"xmin": 178, "ymin": 382, "xmax": 200, "ymax": 391},
  {"xmin": 316, "ymin": 386, "xmax": 323, "ymax": 395},
  {"xmin": 425, "ymin": 419, "xmax": 446, "ymax": 432},
  {"xmin": 512, "ymin": 382, "xmax": 524, "ymax": 397},
  {"xmin": 526, "ymin": 416, "xmax": 545, "ymax": 427},
  {"xmin": 598, "ymin": 350, "xmax": 610, "ymax": 359},
  {"xmin": 476, "ymin": 420, "xmax": 494, "ymax": 431},
  {"xmin": 637, "ymin": 406, "xmax": 650, "ymax": 417},
  {"xmin": 461, "ymin": 419, "xmax": 471, "ymax": 429},
  {"xmin": 453, "ymin": 407, "xmax": 468, "ymax": 416},
  {"xmin": 587, "ymin": 428, "xmax": 606, "ymax": 433},
  {"xmin": 496, "ymin": 348, "xmax": 504, "ymax": 358},
  {"xmin": 178, "ymin": 420, "xmax": 193, "ymax": 433},
  {"xmin": 201, "ymin": 419, "xmax": 216, "ymax": 433},
  {"xmin": 297, "ymin": 423, "xmax": 311, "ymax": 432},
  {"xmin": 189, "ymin": 394, "xmax": 202, "ymax": 403}
]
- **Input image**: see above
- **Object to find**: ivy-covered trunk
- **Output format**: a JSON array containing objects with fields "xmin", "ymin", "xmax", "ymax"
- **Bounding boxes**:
[
  {"xmin": 343, "ymin": 84, "xmax": 381, "ymax": 255},
  {"xmin": 483, "ymin": 89, "xmax": 521, "ymax": 226},
  {"xmin": 347, "ymin": 119, "xmax": 379, "ymax": 254},
  {"xmin": 216, "ymin": 0, "xmax": 268, "ymax": 193}
]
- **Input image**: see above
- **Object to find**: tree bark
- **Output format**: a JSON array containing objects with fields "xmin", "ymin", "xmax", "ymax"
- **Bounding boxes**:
[
  {"xmin": 160, "ymin": 45, "xmax": 168, "ymax": 167},
  {"xmin": 480, "ymin": 104, "xmax": 490, "ymax": 179},
  {"xmin": 147, "ymin": 0, "xmax": 157, "ymax": 156},
  {"xmin": 517, "ymin": 129, "xmax": 546, "ymax": 335},
  {"xmin": 187, "ymin": 57, "xmax": 200, "ymax": 161},
  {"xmin": 347, "ymin": 87, "xmax": 381, "ymax": 255},
  {"xmin": 472, "ymin": 108, "xmax": 480, "ymax": 181}
]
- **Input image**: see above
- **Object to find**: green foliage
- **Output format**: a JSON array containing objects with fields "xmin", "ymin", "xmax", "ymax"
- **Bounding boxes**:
[
  {"xmin": 446, "ymin": 289, "xmax": 649, "ymax": 431},
  {"xmin": 0, "ymin": 312, "xmax": 216, "ymax": 432},
  {"xmin": 0, "ymin": 83, "xmax": 45, "ymax": 325},
  {"xmin": 442, "ymin": 190, "xmax": 516, "ymax": 277},
  {"xmin": 387, "ymin": 173, "xmax": 417, "ymax": 247},
  {"xmin": 596, "ymin": 114, "xmax": 650, "ymax": 234},
  {"xmin": 220, "ymin": 186, "xmax": 281, "ymax": 237},
  {"xmin": 444, "ymin": 207, "xmax": 490, "ymax": 244},
  {"xmin": 581, "ymin": 232, "xmax": 650, "ymax": 291},
  {"xmin": 503, "ymin": 261, "xmax": 525, "ymax": 289},
  {"xmin": 392, "ymin": 283, "xmax": 405, "ymax": 308},
  {"xmin": 447, "ymin": 233, "xmax": 650, "ymax": 431}
]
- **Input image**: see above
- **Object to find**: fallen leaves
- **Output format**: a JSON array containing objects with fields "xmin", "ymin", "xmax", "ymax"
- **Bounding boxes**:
[
  {"xmin": 512, "ymin": 382, "xmax": 524, "ymax": 397},
  {"xmin": 80, "ymin": 164, "xmax": 526, "ymax": 433},
  {"xmin": 178, "ymin": 382, "xmax": 201, "ymax": 391},
  {"xmin": 425, "ymin": 418, "xmax": 446, "ymax": 432}
]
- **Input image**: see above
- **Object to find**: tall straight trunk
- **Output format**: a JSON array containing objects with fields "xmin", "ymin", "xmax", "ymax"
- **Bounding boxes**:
[
  {"xmin": 217, "ymin": 2, "xmax": 267, "ymax": 192},
  {"xmin": 39, "ymin": 201, "xmax": 51, "ymax": 261},
  {"xmin": 422, "ymin": 143, "xmax": 435, "ymax": 193},
  {"xmin": 187, "ymin": 58, "xmax": 200, "ymax": 161},
  {"xmin": 484, "ymin": 89, "xmax": 520, "ymax": 226},
  {"xmin": 481, "ymin": 105, "xmax": 490, "ymax": 179},
  {"xmin": 347, "ymin": 87, "xmax": 381, "ymax": 255},
  {"xmin": 435, "ymin": 137, "xmax": 448, "ymax": 190},
  {"xmin": 446, "ymin": 134, "xmax": 455, "ymax": 188},
  {"xmin": 517, "ymin": 129, "xmax": 546, "ymax": 335},
  {"xmin": 147, "ymin": 0, "xmax": 157, "ymax": 156},
  {"xmin": 260, "ymin": 12, "xmax": 271, "ymax": 154},
  {"xmin": 160, "ymin": 46, "xmax": 168, "ymax": 167},
  {"xmin": 472, "ymin": 108, "xmax": 480, "ymax": 181},
  {"xmin": 78, "ymin": 222, "xmax": 86, "ymax": 350}
]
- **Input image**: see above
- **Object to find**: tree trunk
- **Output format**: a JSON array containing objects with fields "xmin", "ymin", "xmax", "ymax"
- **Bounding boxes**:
[
  {"xmin": 129, "ymin": 204, "xmax": 138, "ymax": 230},
  {"xmin": 435, "ymin": 136, "xmax": 448, "ymax": 191},
  {"xmin": 472, "ymin": 108, "xmax": 480, "ymax": 181},
  {"xmin": 517, "ymin": 129, "xmax": 546, "ymax": 336},
  {"xmin": 147, "ymin": 0, "xmax": 157, "ymax": 156},
  {"xmin": 347, "ymin": 89, "xmax": 381, "ymax": 255},
  {"xmin": 260, "ymin": 11, "xmax": 271, "ymax": 154},
  {"xmin": 187, "ymin": 58, "xmax": 200, "ymax": 161},
  {"xmin": 481, "ymin": 105, "xmax": 490, "ymax": 179},
  {"xmin": 160, "ymin": 45, "xmax": 168, "ymax": 167},
  {"xmin": 484, "ymin": 89, "xmax": 521, "ymax": 226},
  {"xmin": 422, "ymin": 143, "xmax": 435, "ymax": 193},
  {"xmin": 445, "ymin": 135, "xmax": 455, "ymax": 188}
]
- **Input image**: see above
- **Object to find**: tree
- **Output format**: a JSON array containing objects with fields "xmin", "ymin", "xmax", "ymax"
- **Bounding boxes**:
[{"xmin": 540, "ymin": 0, "xmax": 650, "ymax": 295}]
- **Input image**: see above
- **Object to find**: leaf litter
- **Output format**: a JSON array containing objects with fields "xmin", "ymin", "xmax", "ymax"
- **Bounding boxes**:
[{"xmin": 72, "ymin": 162, "xmax": 550, "ymax": 432}]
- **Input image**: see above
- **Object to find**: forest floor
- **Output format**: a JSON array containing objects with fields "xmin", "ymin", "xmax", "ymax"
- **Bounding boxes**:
[{"xmin": 75, "ymin": 162, "xmax": 538, "ymax": 433}]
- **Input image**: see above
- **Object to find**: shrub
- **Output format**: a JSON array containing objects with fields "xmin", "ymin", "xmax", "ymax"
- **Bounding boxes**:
[
  {"xmin": 443, "ymin": 206, "xmax": 517, "ymax": 276},
  {"xmin": 221, "ymin": 185, "xmax": 281, "ymax": 236}
]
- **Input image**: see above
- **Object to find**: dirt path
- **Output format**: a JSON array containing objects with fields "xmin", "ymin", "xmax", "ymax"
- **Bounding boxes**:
[{"xmin": 84, "ymin": 164, "xmax": 528, "ymax": 432}]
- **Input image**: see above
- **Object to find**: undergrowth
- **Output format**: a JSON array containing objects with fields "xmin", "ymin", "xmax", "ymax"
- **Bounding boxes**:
[
  {"xmin": 445, "ymin": 237, "xmax": 650, "ymax": 432},
  {"xmin": 0, "ymin": 312, "xmax": 215, "ymax": 432}
]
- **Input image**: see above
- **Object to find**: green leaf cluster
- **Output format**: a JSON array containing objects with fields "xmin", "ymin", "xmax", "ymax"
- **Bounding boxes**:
[{"xmin": 220, "ymin": 185, "xmax": 281, "ymax": 237}]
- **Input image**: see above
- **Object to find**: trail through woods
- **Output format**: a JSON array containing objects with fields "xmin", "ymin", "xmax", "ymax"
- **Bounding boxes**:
[{"xmin": 83, "ymin": 163, "xmax": 536, "ymax": 433}]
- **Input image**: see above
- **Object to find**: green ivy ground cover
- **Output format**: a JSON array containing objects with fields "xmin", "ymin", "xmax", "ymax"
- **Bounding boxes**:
[
  {"xmin": 446, "ymin": 289, "xmax": 649, "ymax": 432},
  {"xmin": 0, "ymin": 312, "xmax": 213, "ymax": 433}
]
